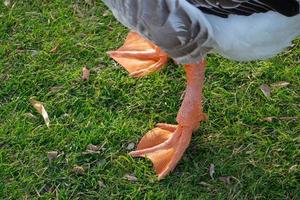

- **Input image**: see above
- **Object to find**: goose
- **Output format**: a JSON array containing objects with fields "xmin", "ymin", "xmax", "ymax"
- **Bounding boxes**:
[{"xmin": 102, "ymin": 0, "xmax": 300, "ymax": 180}]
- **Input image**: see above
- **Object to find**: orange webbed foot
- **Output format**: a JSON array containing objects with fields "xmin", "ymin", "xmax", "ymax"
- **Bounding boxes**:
[
  {"xmin": 129, "ymin": 61, "xmax": 208, "ymax": 180},
  {"xmin": 108, "ymin": 32, "xmax": 168, "ymax": 78},
  {"xmin": 129, "ymin": 123, "xmax": 194, "ymax": 180}
]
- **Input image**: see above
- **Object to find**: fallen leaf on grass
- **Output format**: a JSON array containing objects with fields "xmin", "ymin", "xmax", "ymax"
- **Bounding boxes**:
[
  {"xmin": 102, "ymin": 10, "xmax": 110, "ymax": 17},
  {"xmin": 260, "ymin": 84, "xmax": 271, "ymax": 97},
  {"xmin": 72, "ymin": 166, "xmax": 85, "ymax": 175},
  {"xmin": 126, "ymin": 142, "xmax": 135, "ymax": 150},
  {"xmin": 30, "ymin": 99, "xmax": 50, "ymax": 127},
  {"xmin": 49, "ymin": 85, "xmax": 64, "ymax": 93},
  {"xmin": 199, "ymin": 181, "xmax": 212, "ymax": 187},
  {"xmin": 82, "ymin": 144, "xmax": 103, "ymax": 155},
  {"xmin": 219, "ymin": 176, "xmax": 231, "ymax": 184},
  {"xmin": 98, "ymin": 180, "xmax": 106, "ymax": 188},
  {"xmin": 124, "ymin": 174, "xmax": 138, "ymax": 182},
  {"xmin": 4, "ymin": 0, "xmax": 11, "ymax": 6},
  {"xmin": 50, "ymin": 45, "xmax": 59, "ymax": 53},
  {"xmin": 47, "ymin": 151, "xmax": 58, "ymax": 163},
  {"xmin": 278, "ymin": 116, "xmax": 298, "ymax": 121},
  {"xmin": 271, "ymin": 81, "xmax": 290, "ymax": 88},
  {"xmin": 261, "ymin": 116, "xmax": 298, "ymax": 122},
  {"xmin": 209, "ymin": 164, "xmax": 215, "ymax": 179},
  {"xmin": 289, "ymin": 165, "xmax": 298, "ymax": 173},
  {"xmin": 87, "ymin": 144, "xmax": 100, "ymax": 151},
  {"xmin": 82, "ymin": 67, "xmax": 90, "ymax": 81},
  {"xmin": 261, "ymin": 117, "xmax": 274, "ymax": 122}
]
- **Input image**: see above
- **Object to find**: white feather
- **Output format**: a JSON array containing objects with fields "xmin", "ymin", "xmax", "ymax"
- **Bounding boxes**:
[{"xmin": 205, "ymin": 12, "xmax": 300, "ymax": 61}]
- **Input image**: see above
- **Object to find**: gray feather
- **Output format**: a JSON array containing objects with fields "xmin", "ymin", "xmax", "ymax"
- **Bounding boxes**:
[{"xmin": 103, "ymin": 0, "xmax": 214, "ymax": 63}]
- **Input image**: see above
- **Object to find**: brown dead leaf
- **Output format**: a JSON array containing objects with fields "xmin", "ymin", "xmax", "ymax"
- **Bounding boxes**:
[
  {"xmin": 30, "ymin": 98, "xmax": 50, "ymax": 127},
  {"xmin": 87, "ymin": 144, "xmax": 100, "ymax": 151},
  {"xmin": 82, "ymin": 144, "xmax": 102, "ymax": 155},
  {"xmin": 209, "ymin": 164, "xmax": 215, "ymax": 179},
  {"xmin": 271, "ymin": 81, "xmax": 290, "ymax": 88},
  {"xmin": 47, "ymin": 151, "xmax": 58, "ymax": 163},
  {"xmin": 260, "ymin": 84, "xmax": 271, "ymax": 97},
  {"xmin": 82, "ymin": 67, "xmax": 90, "ymax": 81},
  {"xmin": 72, "ymin": 166, "xmax": 85, "ymax": 175},
  {"xmin": 82, "ymin": 143, "xmax": 106, "ymax": 155},
  {"xmin": 261, "ymin": 117, "xmax": 274, "ymax": 122},
  {"xmin": 124, "ymin": 174, "xmax": 138, "ymax": 182},
  {"xmin": 50, "ymin": 45, "xmax": 59, "ymax": 53}
]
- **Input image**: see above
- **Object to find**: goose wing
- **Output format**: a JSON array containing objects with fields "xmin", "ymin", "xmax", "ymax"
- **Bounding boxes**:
[{"xmin": 188, "ymin": 0, "xmax": 299, "ymax": 17}]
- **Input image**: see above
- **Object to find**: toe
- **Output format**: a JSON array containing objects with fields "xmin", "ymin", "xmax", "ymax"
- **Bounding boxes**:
[
  {"xmin": 156, "ymin": 123, "xmax": 178, "ymax": 132},
  {"xmin": 136, "ymin": 127, "xmax": 172, "ymax": 150}
]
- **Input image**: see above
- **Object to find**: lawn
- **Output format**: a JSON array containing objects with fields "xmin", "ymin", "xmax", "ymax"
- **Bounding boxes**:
[{"xmin": 0, "ymin": 1, "xmax": 299, "ymax": 199}]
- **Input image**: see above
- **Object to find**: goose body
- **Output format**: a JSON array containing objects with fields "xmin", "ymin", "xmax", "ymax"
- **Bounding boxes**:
[
  {"xmin": 206, "ymin": 11, "xmax": 300, "ymax": 61},
  {"xmin": 103, "ymin": 0, "xmax": 300, "ymax": 180},
  {"xmin": 103, "ymin": 0, "xmax": 300, "ymax": 63}
]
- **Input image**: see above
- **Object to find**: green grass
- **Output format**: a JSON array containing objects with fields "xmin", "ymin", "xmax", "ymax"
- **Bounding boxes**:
[{"xmin": 0, "ymin": 1, "xmax": 299, "ymax": 199}]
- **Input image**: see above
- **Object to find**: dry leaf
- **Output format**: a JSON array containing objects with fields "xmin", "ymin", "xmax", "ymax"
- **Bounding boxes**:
[
  {"xmin": 47, "ymin": 151, "xmax": 58, "ymax": 163},
  {"xmin": 82, "ymin": 144, "xmax": 102, "ymax": 155},
  {"xmin": 82, "ymin": 67, "xmax": 90, "ymax": 81},
  {"xmin": 261, "ymin": 116, "xmax": 298, "ymax": 122},
  {"xmin": 260, "ymin": 84, "xmax": 271, "ymax": 97},
  {"xmin": 289, "ymin": 165, "xmax": 298, "ymax": 173},
  {"xmin": 209, "ymin": 164, "xmax": 215, "ymax": 179},
  {"xmin": 82, "ymin": 150, "xmax": 100, "ymax": 155},
  {"xmin": 30, "ymin": 99, "xmax": 50, "ymax": 127},
  {"xmin": 82, "ymin": 143, "xmax": 106, "ymax": 155},
  {"xmin": 219, "ymin": 176, "xmax": 231, "ymax": 184},
  {"xmin": 261, "ymin": 117, "xmax": 274, "ymax": 122},
  {"xmin": 72, "ymin": 166, "xmax": 85, "ymax": 175},
  {"xmin": 87, "ymin": 144, "xmax": 100, "ymax": 151},
  {"xmin": 24, "ymin": 112, "xmax": 37, "ymax": 119},
  {"xmin": 49, "ymin": 85, "xmax": 64, "ymax": 93},
  {"xmin": 278, "ymin": 116, "xmax": 298, "ymax": 121},
  {"xmin": 98, "ymin": 180, "xmax": 106, "ymax": 188},
  {"xmin": 199, "ymin": 181, "xmax": 211, "ymax": 187},
  {"xmin": 126, "ymin": 142, "xmax": 135, "ymax": 150},
  {"xmin": 124, "ymin": 174, "xmax": 138, "ymax": 182},
  {"xmin": 271, "ymin": 81, "xmax": 290, "ymax": 88},
  {"xmin": 180, "ymin": 90, "xmax": 186, "ymax": 100},
  {"xmin": 102, "ymin": 10, "xmax": 110, "ymax": 17},
  {"xmin": 4, "ymin": 0, "xmax": 11, "ymax": 6},
  {"xmin": 50, "ymin": 45, "xmax": 59, "ymax": 53}
]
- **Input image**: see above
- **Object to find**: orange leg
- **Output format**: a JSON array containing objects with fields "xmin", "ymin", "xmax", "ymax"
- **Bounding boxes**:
[
  {"xmin": 108, "ymin": 32, "xmax": 168, "ymax": 78},
  {"xmin": 129, "ymin": 61, "xmax": 208, "ymax": 180}
]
